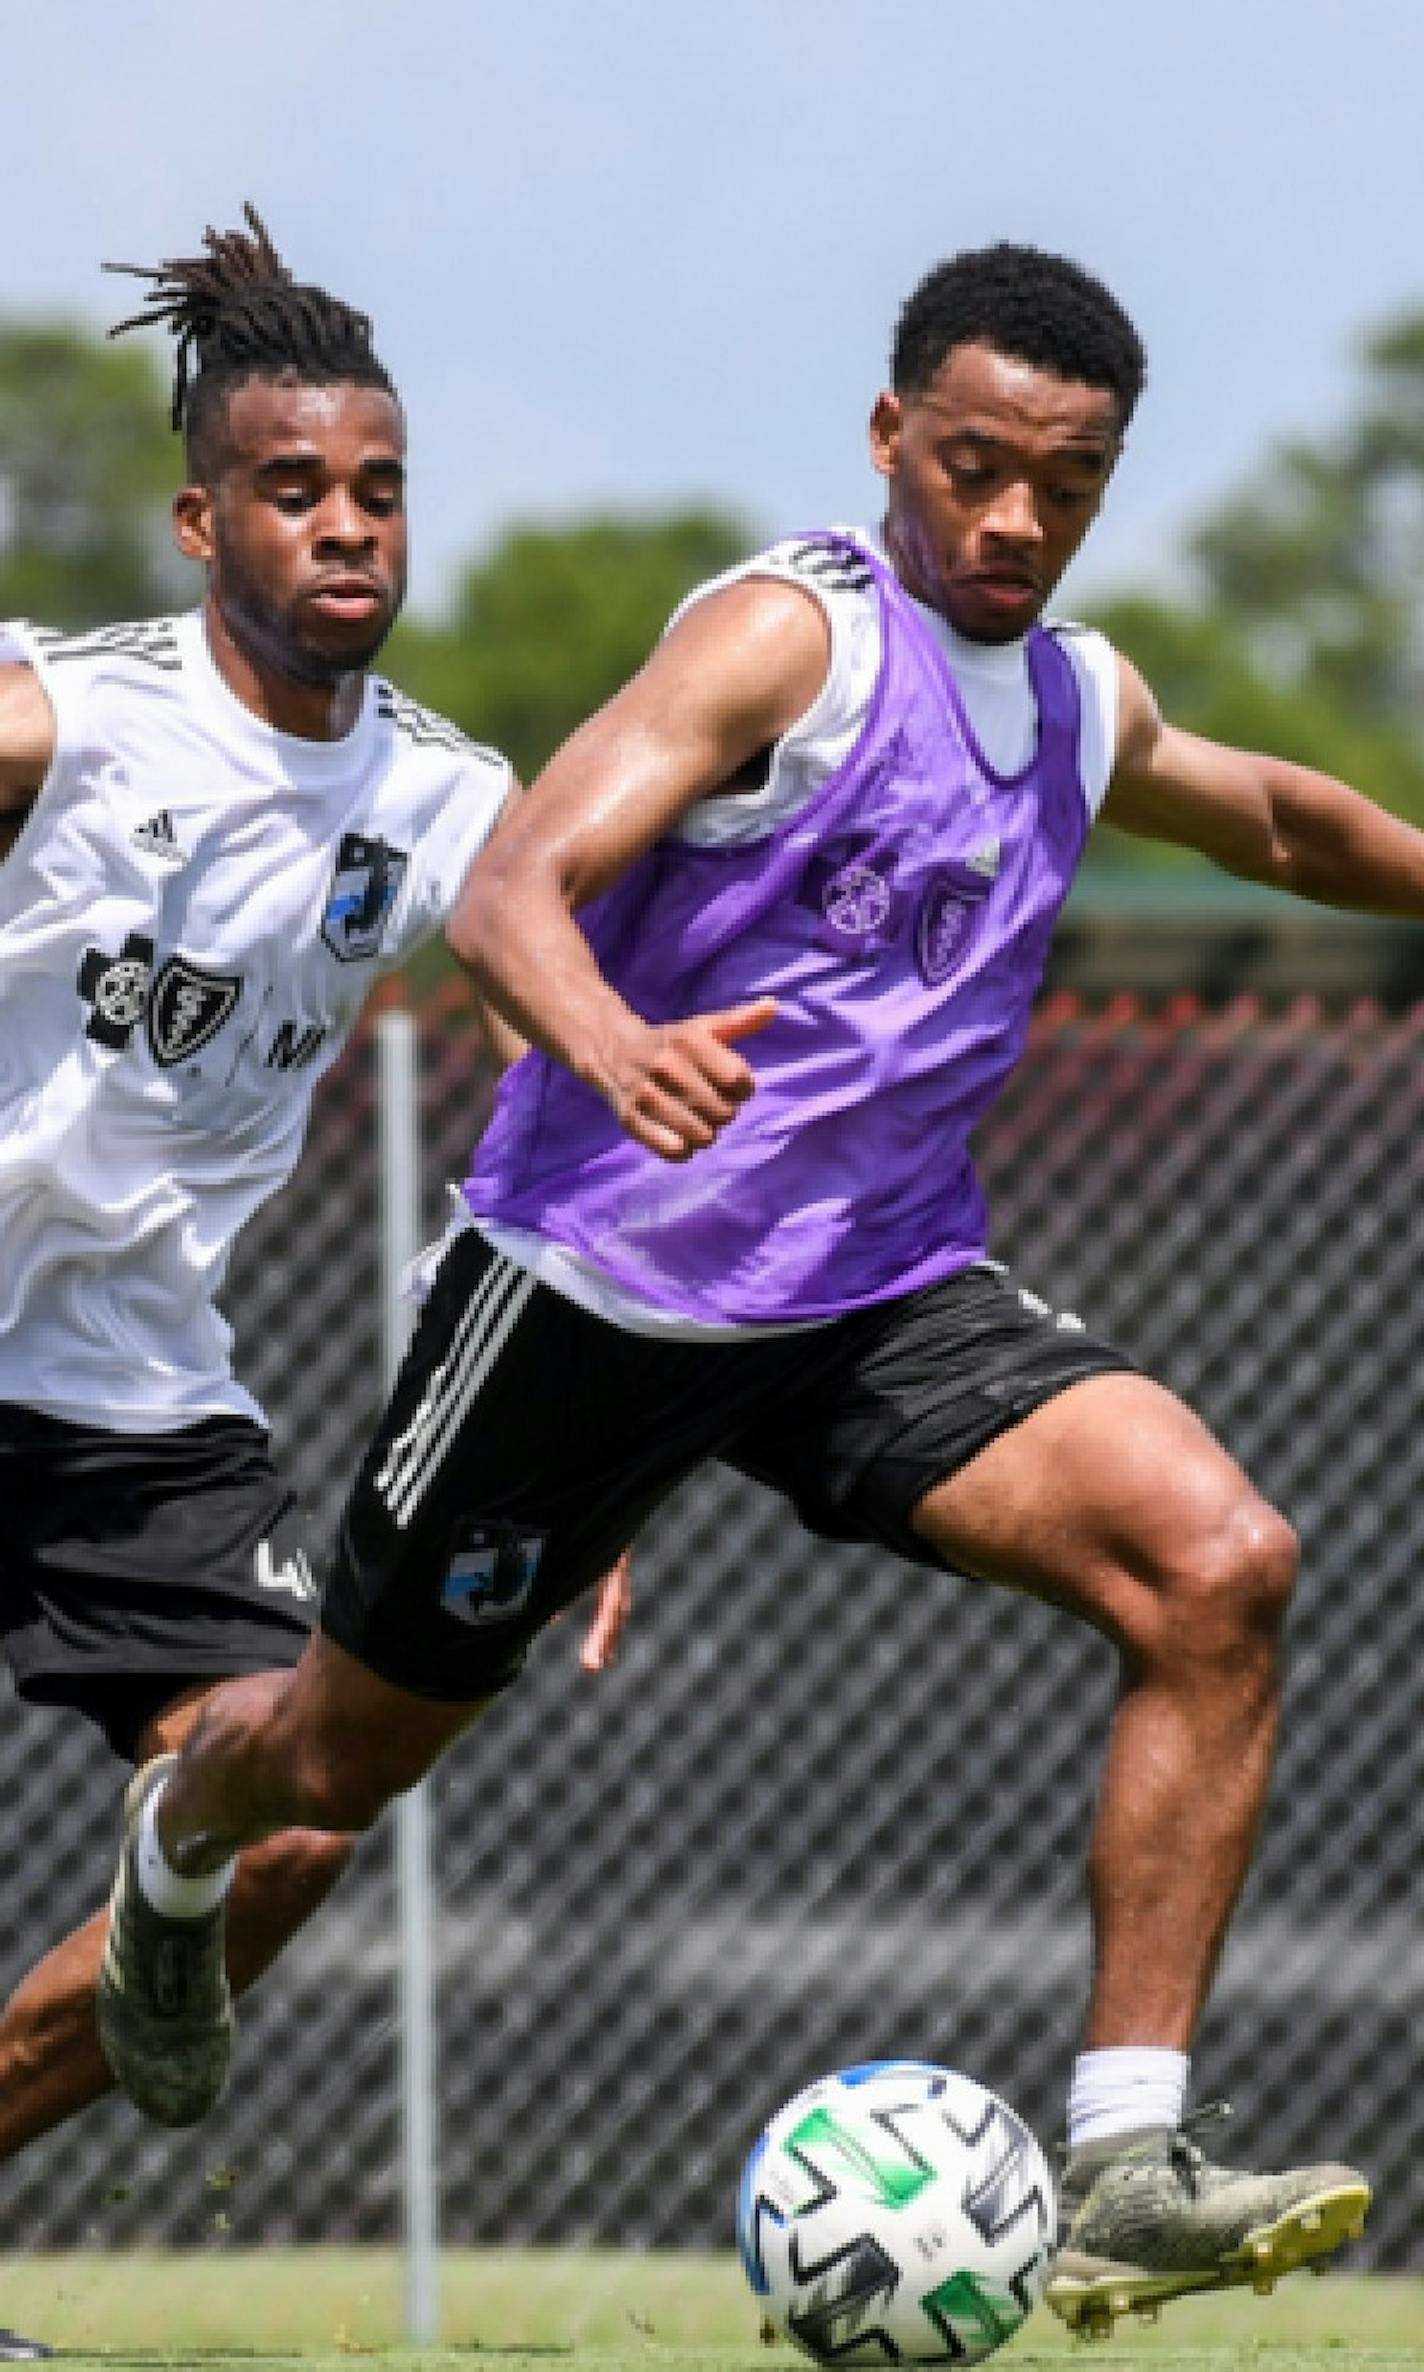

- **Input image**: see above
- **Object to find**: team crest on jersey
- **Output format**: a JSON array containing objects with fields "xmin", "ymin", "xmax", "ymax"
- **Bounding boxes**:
[
  {"xmin": 145, "ymin": 957, "xmax": 243, "ymax": 1067},
  {"xmin": 321, "ymin": 831, "xmax": 408, "ymax": 962},
  {"xmin": 914, "ymin": 843, "xmax": 999, "ymax": 985},
  {"xmin": 78, "ymin": 933, "xmax": 156, "ymax": 1049},
  {"xmin": 441, "ymin": 1522, "xmax": 544, "ymax": 1629}
]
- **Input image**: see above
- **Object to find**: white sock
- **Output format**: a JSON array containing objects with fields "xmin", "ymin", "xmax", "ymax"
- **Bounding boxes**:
[
  {"xmin": 1067, "ymin": 2047, "xmax": 1189, "ymax": 2152},
  {"xmin": 136, "ymin": 1783, "xmax": 236, "ymax": 1919}
]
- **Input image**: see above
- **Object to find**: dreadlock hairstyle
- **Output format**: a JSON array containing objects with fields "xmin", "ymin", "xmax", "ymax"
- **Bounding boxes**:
[
  {"xmin": 105, "ymin": 203, "xmax": 397, "ymax": 476},
  {"xmin": 892, "ymin": 242, "xmax": 1146, "ymax": 425}
]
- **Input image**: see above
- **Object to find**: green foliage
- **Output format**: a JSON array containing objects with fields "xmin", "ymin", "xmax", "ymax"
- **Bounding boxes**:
[
  {"xmin": 0, "ymin": 322, "xmax": 196, "ymax": 627},
  {"xmin": 385, "ymin": 510, "xmax": 752, "ymax": 780},
  {"xmin": 1088, "ymin": 304, "xmax": 1424, "ymax": 841},
  {"xmin": 1086, "ymin": 596, "xmax": 1424, "ymax": 855}
]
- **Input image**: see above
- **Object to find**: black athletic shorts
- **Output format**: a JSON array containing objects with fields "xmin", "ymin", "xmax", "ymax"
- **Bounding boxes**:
[
  {"xmin": 322, "ymin": 1231, "xmax": 1134, "ymax": 1703},
  {"xmin": 0, "ymin": 1407, "xmax": 316, "ymax": 1759}
]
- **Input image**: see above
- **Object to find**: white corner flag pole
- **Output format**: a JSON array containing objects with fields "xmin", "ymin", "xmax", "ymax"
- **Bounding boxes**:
[{"xmin": 377, "ymin": 1008, "xmax": 440, "ymax": 2344}]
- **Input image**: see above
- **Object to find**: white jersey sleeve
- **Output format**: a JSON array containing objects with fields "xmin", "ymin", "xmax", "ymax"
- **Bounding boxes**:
[
  {"xmin": 666, "ymin": 536, "xmax": 882, "ymax": 848},
  {"xmin": 1046, "ymin": 622, "xmax": 1119, "ymax": 816},
  {"xmin": 368, "ymin": 679, "xmax": 512, "ymax": 954}
]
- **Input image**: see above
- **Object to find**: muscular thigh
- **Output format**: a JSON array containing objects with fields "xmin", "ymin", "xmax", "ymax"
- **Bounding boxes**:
[
  {"xmin": 912, "ymin": 1370, "xmax": 1267, "ymax": 1641},
  {"xmin": 722, "ymin": 1263, "xmax": 1271, "ymax": 1649}
]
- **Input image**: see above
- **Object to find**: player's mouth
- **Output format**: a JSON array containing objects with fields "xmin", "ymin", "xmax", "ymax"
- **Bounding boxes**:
[
  {"xmin": 960, "ymin": 570, "xmax": 1040, "ymax": 614},
  {"xmin": 307, "ymin": 574, "xmax": 387, "ymax": 624}
]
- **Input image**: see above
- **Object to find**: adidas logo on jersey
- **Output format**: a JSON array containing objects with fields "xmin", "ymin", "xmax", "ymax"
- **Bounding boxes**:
[
  {"xmin": 131, "ymin": 809, "xmax": 185, "ymax": 864},
  {"xmin": 33, "ymin": 619, "xmax": 182, "ymax": 672},
  {"xmin": 778, "ymin": 536, "xmax": 876, "ymax": 592}
]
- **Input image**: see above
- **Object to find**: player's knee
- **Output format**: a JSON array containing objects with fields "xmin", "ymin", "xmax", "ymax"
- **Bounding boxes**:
[{"xmin": 1150, "ymin": 1490, "xmax": 1298, "ymax": 1660}]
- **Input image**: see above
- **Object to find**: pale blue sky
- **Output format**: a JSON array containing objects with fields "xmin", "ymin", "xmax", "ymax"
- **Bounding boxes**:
[{"xmin": 4, "ymin": 0, "xmax": 1422, "ymax": 615}]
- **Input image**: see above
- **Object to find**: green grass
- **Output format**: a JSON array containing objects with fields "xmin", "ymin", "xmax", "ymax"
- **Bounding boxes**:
[{"xmin": 1, "ymin": 2250, "xmax": 1419, "ymax": 2370}]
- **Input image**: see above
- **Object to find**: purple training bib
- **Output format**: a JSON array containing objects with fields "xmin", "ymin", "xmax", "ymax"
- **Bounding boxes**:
[{"xmin": 467, "ymin": 535, "xmax": 1092, "ymax": 1326}]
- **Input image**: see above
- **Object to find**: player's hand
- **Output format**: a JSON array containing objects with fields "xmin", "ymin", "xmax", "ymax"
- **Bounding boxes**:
[
  {"xmin": 605, "ymin": 997, "xmax": 778, "ymax": 1161},
  {"xmin": 579, "ymin": 1551, "xmax": 633, "ymax": 1673}
]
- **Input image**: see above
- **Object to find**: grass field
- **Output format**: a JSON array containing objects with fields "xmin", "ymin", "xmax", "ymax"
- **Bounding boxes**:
[{"xmin": 2, "ymin": 2250, "xmax": 1420, "ymax": 2372}]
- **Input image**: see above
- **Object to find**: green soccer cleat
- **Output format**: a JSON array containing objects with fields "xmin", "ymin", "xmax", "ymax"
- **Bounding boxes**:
[
  {"xmin": 95, "ymin": 1752, "xmax": 234, "ymax": 2128},
  {"xmin": 1045, "ymin": 2103, "xmax": 1370, "ymax": 2339}
]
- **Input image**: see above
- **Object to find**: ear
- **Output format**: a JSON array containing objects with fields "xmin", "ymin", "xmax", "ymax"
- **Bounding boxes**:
[
  {"xmin": 868, "ymin": 390, "xmax": 903, "ymax": 482},
  {"xmin": 172, "ymin": 485, "xmax": 214, "ymax": 564}
]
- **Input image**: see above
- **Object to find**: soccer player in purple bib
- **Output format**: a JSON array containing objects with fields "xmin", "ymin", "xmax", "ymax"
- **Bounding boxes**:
[{"xmin": 102, "ymin": 243, "xmax": 1424, "ymax": 2331}]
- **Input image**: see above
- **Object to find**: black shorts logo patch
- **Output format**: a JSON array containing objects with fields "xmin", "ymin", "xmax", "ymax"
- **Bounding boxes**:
[
  {"xmin": 145, "ymin": 957, "xmax": 243, "ymax": 1066},
  {"xmin": 440, "ymin": 1521, "xmax": 544, "ymax": 1630},
  {"xmin": 321, "ymin": 831, "xmax": 408, "ymax": 962}
]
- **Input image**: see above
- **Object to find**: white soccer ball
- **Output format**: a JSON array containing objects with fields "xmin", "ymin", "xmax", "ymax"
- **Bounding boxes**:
[{"xmin": 737, "ymin": 2062, "xmax": 1057, "ymax": 2365}]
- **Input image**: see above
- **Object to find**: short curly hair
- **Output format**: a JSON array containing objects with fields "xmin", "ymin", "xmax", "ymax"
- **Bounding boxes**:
[{"xmin": 892, "ymin": 242, "xmax": 1146, "ymax": 423}]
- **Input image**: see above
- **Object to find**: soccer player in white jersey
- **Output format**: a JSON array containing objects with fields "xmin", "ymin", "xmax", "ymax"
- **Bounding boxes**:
[
  {"xmin": 103, "ymin": 244, "xmax": 1424, "ymax": 2335},
  {"xmin": 0, "ymin": 207, "xmax": 625, "ymax": 2360}
]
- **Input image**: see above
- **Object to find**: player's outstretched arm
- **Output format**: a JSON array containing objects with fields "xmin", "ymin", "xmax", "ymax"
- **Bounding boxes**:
[
  {"xmin": 445, "ymin": 577, "xmax": 829, "ymax": 1160},
  {"xmin": 1101, "ymin": 654, "xmax": 1424, "ymax": 915},
  {"xmin": 0, "ymin": 663, "xmax": 54, "ymax": 859}
]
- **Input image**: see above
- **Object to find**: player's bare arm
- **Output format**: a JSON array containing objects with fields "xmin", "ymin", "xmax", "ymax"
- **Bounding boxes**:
[
  {"xmin": 456, "ymin": 777, "xmax": 533, "ymax": 1073},
  {"xmin": 446, "ymin": 576, "xmax": 830, "ymax": 1160},
  {"xmin": 1102, "ymin": 653, "xmax": 1424, "ymax": 912},
  {"xmin": 0, "ymin": 662, "xmax": 55, "ymax": 857}
]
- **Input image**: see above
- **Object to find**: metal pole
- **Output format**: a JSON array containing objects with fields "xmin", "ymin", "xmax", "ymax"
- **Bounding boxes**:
[{"xmin": 376, "ymin": 1008, "xmax": 440, "ymax": 2344}]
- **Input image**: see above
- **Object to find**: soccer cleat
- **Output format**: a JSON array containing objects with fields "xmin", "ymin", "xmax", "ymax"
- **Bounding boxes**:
[
  {"xmin": 0, "ymin": 2330, "xmax": 51, "ymax": 2361},
  {"xmin": 1045, "ymin": 2103, "xmax": 1370, "ymax": 2339},
  {"xmin": 95, "ymin": 1753, "xmax": 233, "ymax": 2128}
]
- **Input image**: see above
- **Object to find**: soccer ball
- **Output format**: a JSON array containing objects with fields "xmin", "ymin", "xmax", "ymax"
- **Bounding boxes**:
[{"xmin": 737, "ymin": 2062, "xmax": 1057, "ymax": 2365}]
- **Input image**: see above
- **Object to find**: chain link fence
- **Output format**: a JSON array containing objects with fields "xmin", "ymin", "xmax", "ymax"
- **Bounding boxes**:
[{"xmin": 3, "ymin": 966, "xmax": 1423, "ymax": 2268}]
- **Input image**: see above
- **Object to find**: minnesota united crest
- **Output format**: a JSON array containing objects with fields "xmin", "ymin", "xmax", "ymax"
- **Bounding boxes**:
[
  {"xmin": 440, "ymin": 1522, "xmax": 545, "ymax": 1630},
  {"xmin": 321, "ymin": 831, "xmax": 409, "ymax": 962}
]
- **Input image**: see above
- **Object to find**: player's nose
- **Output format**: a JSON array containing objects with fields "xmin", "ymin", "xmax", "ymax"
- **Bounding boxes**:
[
  {"xmin": 981, "ymin": 479, "xmax": 1043, "ymax": 545},
  {"xmin": 314, "ymin": 488, "xmax": 378, "ymax": 552}
]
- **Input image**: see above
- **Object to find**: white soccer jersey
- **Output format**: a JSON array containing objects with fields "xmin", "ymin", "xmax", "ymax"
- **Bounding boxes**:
[{"xmin": 0, "ymin": 609, "xmax": 510, "ymax": 1430}]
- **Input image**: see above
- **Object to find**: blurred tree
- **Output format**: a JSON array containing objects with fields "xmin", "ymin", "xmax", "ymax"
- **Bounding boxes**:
[
  {"xmin": 1192, "ymin": 311, "xmax": 1424, "ymax": 729},
  {"xmin": 1086, "ymin": 305, "xmax": 1424, "ymax": 853},
  {"xmin": 0, "ymin": 323, "xmax": 195, "ymax": 626},
  {"xmin": 386, "ymin": 510, "xmax": 751, "ymax": 781}
]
